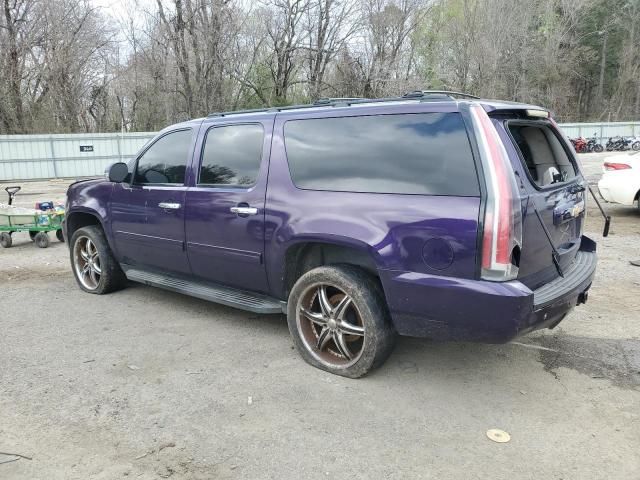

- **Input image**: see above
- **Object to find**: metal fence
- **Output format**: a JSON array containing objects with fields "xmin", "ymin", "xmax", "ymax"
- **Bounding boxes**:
[
  {"xmin": 1, "ymin": 122, "xmax": 640, "ymax": 181},
  {"xmin": 0, "ymin": 132, "xmax": 154, "ymax": 181},
  {"xmin": 558, "ymin": 122, "xmax": 640, "ymax": 144}
]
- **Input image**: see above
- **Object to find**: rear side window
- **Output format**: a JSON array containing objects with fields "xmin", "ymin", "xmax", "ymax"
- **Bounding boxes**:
[
  {"xmin": 508, "ymin": 123, "xmax": 576, "ymax": 187},
  {"xmin": 199, "ymin": 124, "xmax": 264, "ymax": 186},
  {"xmin": 134, "ymin": 129, "xmax": 192, "ymax": 185},
  {"xmin": 283, "ymin": 113, "xmax": 479, "ymax": 196}
]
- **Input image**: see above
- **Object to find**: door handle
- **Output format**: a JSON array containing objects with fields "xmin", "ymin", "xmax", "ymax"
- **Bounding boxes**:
[
  {"xmin": 158, "ymin": 202, "xmax": 181, "ymax": 210},
  {"xmin": 230, "ymin": 206, "xmax": 258, "ymax": 216}
]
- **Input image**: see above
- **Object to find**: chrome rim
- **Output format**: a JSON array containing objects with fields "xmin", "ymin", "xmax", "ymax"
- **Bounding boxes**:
[
  {"xmin": 296, "ymin": 283, "xmax": 365, "ymax": 368},
  {"xmin": 73, "ymin": 236, "xmax": 101, "ymax": 290}
]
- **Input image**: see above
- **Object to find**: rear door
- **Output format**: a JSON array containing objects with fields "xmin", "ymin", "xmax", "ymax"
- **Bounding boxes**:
[
  {"xmin": 496, "ymin": 117, "xmax": 586, "ymax": 289},
  {"xmin": 184, "ymin": 118, "xmax": 273, "ymax": 293}
]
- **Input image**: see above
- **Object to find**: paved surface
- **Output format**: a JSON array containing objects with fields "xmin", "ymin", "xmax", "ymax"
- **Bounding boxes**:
[{"xmin": 1, "ymin": 153, "xmax": 639, "ymax": 479}]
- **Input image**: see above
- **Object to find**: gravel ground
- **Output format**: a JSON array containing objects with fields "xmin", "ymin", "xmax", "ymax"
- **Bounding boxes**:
[{"xmin": 1, "ymin": 153, "xmax": 639, "ymax": 480}]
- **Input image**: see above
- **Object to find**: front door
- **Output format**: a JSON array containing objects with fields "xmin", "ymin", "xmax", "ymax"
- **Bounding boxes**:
[
  {"xmin": 111, "ymin": 128, "xmax": 195, "ymax": 275},
  {"xmin": 184, "ymin": 119, "xmax": 272, "ymax": 293}
]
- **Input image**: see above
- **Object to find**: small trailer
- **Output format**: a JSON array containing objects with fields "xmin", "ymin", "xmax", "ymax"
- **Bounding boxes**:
[{"xmin": 0, "ymin": 186, "xmax": 65, "ymax": 248}]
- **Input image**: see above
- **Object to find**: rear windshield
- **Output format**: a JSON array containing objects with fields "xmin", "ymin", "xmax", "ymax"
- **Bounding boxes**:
[
  {"xmin": 508, "ymin": 123, "xmax": 576, "ymax": 187},
  {"xmin": 283, "ymin": 112, "xmax": 480, "ymax": 196}
]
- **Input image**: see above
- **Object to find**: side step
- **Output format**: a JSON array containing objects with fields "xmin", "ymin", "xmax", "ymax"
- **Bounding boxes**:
[{"xmin": 123, "ymin": 267, "xmax": 285, "ymax": 314}]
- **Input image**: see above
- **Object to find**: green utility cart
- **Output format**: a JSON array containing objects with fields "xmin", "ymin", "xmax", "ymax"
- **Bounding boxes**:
[{"xmin": 0, "ymin": 186, "xmax": 65, "ymax": 248}]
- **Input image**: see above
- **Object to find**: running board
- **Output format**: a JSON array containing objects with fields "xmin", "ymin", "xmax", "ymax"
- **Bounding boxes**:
[{"xmin": 123, "ymin": 267, "xmax": 285, "ymax": 314}]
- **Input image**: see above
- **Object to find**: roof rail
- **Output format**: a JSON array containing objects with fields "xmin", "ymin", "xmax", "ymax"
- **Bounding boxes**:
[
  {"xmin": 207, "ymin": 107, "xmax": 273, "ymax": 118},
  {"xmin": 207, "ymin": 98, "xmax": 370, "ymax": 117},
  {"xmin": 313, "ymin": 97, "xmax": 367, "ymax": 105},
  {"xmin": 402, "ymin": 90, "xmax": 480, "ymax": 100},
  {"xmin": 206, "ymin": 91, "xmax": 475, "ymax": 118}
]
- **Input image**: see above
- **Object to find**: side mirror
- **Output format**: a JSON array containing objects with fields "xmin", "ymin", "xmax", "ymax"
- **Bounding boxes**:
[{"xmin": 107, "ymin": 162, "xmax": 129, "ymax": 183}]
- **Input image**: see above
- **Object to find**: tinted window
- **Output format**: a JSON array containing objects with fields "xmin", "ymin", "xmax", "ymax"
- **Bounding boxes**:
[
  {"xmin": 134, "ymin": 129, "xmax": 192, "ymax": 185},
  {"xmin": 284, "ymin": 113, "xmax": 479, "ymax": 196},
  {"xmin": 199, "ymin": 124, "xmax": 264, "ymax": 186}
]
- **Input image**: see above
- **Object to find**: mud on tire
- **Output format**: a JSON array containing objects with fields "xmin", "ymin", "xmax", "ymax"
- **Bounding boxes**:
[{"xmin": 287, "ymin": 265, "xmax": 396, "ymax": 378}]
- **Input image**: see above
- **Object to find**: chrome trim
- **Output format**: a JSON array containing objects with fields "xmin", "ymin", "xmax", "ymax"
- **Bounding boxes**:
[
  {"xmin": 158, "ymin": 202, "xmax": 181, "ymax": 210},
  {"xmin": 73, "ymin": 235, "xmax": 101, "ymax": 290},
  {"xmin": 230, "ymin": 206, "xmax": 258, "ymax": 215},
  {"xmin": 296, "ymin": 283, "xmax": 365, "ymax": 367}
]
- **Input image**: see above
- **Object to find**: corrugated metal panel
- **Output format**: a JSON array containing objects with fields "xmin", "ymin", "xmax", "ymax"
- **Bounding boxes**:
[
  {"xmin": 0, "ymin": 132, "xmax": 155, "ymax": 181},
  {"xmin": 557, "ymin": 122, "xmax": 640, "ymax": 143}
]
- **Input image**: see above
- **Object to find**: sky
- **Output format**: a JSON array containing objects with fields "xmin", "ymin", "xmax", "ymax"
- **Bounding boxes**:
[{"xmin": 90, "ymin": 0, "xmax": 155, "ymax": 22}]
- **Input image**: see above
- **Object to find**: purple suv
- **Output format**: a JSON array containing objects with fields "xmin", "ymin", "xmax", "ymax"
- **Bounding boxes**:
[{"xmin": 64, "ymin": 91, "xmax": 597, "ymax": 377}]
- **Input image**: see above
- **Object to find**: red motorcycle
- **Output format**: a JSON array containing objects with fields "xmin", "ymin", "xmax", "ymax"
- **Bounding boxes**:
[{"xmin": 570, "ymin": 136, "xmax": 588, "ymax": 153}]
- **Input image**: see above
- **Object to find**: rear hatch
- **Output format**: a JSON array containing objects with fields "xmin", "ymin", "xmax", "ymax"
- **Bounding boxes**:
[{"xmin": 491, "ymin": 111, "xmax": 586, "ymax": 289}]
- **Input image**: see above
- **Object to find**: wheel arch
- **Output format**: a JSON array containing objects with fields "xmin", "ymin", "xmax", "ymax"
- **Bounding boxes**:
[
  {"xmin": 278, "ymin": 237, "xmax": 382, "ymax": 300},
  {"xmin": 65, "ymin": 208, "xmax": 107, "ymax": 244}
]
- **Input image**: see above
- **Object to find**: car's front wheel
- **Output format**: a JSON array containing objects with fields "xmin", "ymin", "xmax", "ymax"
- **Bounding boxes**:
[
  {"xmin": 287, "ymin": 265, "xmax": 396, "ymax": 378},
  {"xmin": 70, "ymin": 225, "xmax": 126, "ymax": 294}
]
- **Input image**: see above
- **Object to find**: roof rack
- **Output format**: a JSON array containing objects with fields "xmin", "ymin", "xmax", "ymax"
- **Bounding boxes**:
[
  {"xmin": 402, "ymin": 90, "xmax": 480, "ymax": 100},
  {"xmin": 206, "ymin": 90, "xmax": 479, "ymax": 118},
  {"xmin": 313, "ymin": 97, "xmax": 367, "ymax": 105},
  {"xmin": 207, "ymin": 102, "xmax": 328, "ymax": 118}
]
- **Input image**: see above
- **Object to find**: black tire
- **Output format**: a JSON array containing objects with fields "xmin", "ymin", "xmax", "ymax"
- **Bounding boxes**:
[
  {"xmin": 29, "ymin": 230, "xmax": 38, "ymax": 241},
  {"xmin": 0, "ymin": 232, "xmax": 12, "ymax": 248},
  {"xmin": 34, "ymin": 232, "xmax": 50, "ymax": 248},
  {"xmin": 56, "ymin": 229, "xmax": 64, "ymax": 242},
  {"xmin": 594, "ymin": 144, "xmax": 604, "ymax": 153},
  {"xmin": 70, "ymin": 225, "xmax": 127, "ymax": 294},
  {"xmin": 633, "ymin": 141, "xmax": 640, "ymax": 152},
  {"xmin": 287, "ymin": 265, "xmax": 396, "ymax": 378}
]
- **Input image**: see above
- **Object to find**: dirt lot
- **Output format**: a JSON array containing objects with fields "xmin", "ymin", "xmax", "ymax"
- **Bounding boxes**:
[{"xmin": 1, "ymin": 153, "xmax": 639, "ymax": 479}]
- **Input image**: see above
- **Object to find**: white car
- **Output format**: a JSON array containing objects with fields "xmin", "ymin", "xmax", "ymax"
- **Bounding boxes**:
[{"xmin": 598, "ymin": 151, "xmax": 640, "ymax": 210}]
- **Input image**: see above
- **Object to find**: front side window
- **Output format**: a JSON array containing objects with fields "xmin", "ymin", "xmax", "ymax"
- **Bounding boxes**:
[
  {"xmin": 134, "ymin": 129, "xmax": 192, "ymax": 185},
  {"xmin": 199, "ymin": 124, "xmax": 264, "ymax": 186},
  {"xmin": 283, "ymin": 113, "xmax": 479, "ymax": 196}
]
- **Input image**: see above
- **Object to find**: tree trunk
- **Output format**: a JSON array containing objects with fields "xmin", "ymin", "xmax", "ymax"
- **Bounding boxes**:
[
  {"xmin": 3, "ymin": 0, "xmax": 25, "ymax": 133},
  {"xmin": 597, "ymin": 29, "xmax": 608, "ymax": 107}
]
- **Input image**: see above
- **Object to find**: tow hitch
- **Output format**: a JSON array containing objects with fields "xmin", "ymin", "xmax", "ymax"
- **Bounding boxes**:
[{"xmin": 577, "ymin": 290, "xmax": 589, "ymax": 305}]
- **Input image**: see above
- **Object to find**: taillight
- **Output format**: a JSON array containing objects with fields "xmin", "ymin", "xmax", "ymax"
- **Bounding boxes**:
[
  {"xmin": 604, "ymin": 162, "xmax": 631, "ymax": 171},
  {"xmin": 469, "ymin": 104, "xmax": 522, "ymax": 281}
]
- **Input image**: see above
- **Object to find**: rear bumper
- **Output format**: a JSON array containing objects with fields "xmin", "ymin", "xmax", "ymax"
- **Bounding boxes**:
[
  {"xmin": 380, "ymin": 236, "xmax": 597, "ymax": 343},
  {"xmin": 597, "ymin": 175, "xmax": 637, "ymax": 206}
]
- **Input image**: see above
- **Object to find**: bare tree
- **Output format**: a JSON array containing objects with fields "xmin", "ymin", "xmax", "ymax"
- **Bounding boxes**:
[
  {"xmin": 1, "ymin": 0, "xmax": 639, "ymax": 134},
  {"xmin": 304, "ymin": 0, "xmax": 360, "ymax": 98},
  {"xmin": 357, "ymin": 0, "xmax": 430, "ymax": 97},
  {"xmin": 264, "ymin": 0, "xmax": 310, "ymax": 102},
  {"xmin": 0, "ymin": 0, "xmax": 36, "ymax": 132}
]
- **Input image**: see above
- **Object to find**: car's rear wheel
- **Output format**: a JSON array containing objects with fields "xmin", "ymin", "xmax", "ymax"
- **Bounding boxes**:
[
  {"xmin": 70, "ymin": 225, "xmax": 126, "ymax": 294},
  {"xmin": 287, "ymin": 265, "xmax": 396, "ymax": 378}
]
